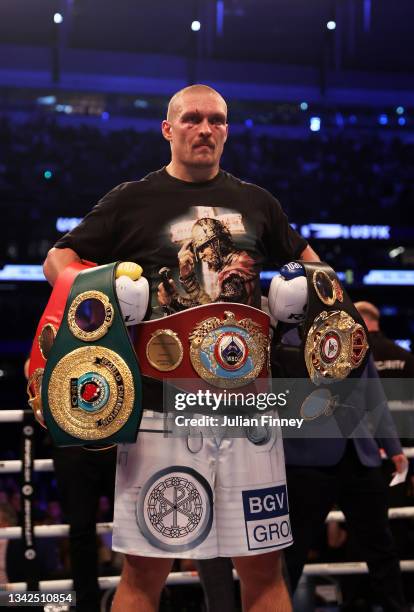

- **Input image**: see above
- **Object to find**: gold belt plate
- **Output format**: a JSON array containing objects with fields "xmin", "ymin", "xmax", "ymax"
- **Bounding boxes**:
[
  {"xmin": 305, "ymin": 310, "xmax": 368, "ymax": 384},
  {"xmin": 47, "ymin": 346, "xmax": 134, "ymax": 440}
]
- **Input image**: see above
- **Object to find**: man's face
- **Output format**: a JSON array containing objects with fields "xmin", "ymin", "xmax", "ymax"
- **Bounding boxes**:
[
  {"xmin": 162, "ymin": 91, "xmax": 228, "ymax": 171},
  {"xmin": 198, "ymin": 242, "xmax": 222, "ymax": 271}
]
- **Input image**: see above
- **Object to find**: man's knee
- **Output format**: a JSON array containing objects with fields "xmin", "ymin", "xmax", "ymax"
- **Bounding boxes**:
[
  {"xmin": 121, "ymin": 554, "xmax": 173, "ymax": 592},
  {"xmin": 233, "ymin": 551, "xmax": 283, "ymax": 588}
]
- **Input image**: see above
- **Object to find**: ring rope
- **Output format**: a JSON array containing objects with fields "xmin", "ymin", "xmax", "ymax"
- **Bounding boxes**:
[
  {"xmin": 1, "ymin": 408, "xmax": 413, "ymax": 590},
  {"xmin": 2, "ymin": 452, "xmax": 414, "ymax": 473},
  {"xmin": 1, "ymin": 503, "xmax": 414, "ymax": 541},
  {"xmin": 3, "ymin": 561, "xmax": 414, "ymax": 593},
  {"xmin": 0, "ymin": 458, "xmax": 54, "ymax": 473}
]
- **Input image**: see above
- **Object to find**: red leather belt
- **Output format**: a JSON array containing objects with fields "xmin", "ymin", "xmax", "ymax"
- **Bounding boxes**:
[
  {"xmin": 27, "ymin": 261, "xmax": 96, "ymax": 425},
  {"xmin": 133, "ymin": 303, "xmax": 270, "ymax": 392}
]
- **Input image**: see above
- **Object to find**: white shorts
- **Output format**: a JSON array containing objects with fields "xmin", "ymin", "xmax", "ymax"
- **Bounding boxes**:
[{"xmin": 112, "ymin": 411, "xmax": 292, "ymax": 559}]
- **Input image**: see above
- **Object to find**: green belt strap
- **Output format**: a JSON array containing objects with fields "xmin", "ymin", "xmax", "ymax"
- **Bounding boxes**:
[{"xmin": 42, "ymin": 263, "xmax": 142, "ymax": 446}]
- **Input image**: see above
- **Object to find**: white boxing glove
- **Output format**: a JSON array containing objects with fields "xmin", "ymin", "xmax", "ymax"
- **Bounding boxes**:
[
  {"xmin": 268, "ymin": 262, "xmax": 308, "ymax": 323},
  {"xmin": 115, "ymin": 262, "xmax": 149, "ymax": 325}
]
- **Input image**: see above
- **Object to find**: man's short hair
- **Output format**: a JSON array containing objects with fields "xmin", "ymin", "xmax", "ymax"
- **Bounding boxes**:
[
  {"xmin": 354, "ymin": 301, "xmax": 380, "ymax": 322},
  {"xmin": 166, "ymin": 84, "xmax": 227, "ymax": 122}
]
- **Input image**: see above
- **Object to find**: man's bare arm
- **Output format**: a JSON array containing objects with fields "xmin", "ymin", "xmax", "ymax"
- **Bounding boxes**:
[
  {"xmin": 43, "ymin": 247, "xmax": 81, "ymax": 286},
  {"xmin": 299, "ymin": 244, "xmax": 320, "ymax": 262}
]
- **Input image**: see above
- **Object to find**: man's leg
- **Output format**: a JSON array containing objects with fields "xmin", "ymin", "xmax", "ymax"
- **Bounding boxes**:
[
  {"xmin": 53, "ymin": 447, "xmax": 103, "ymax": 612},
  {"xmin": 232, "ymin": 551, "xmax": 292, "ymax": 612},
  {"xmin": 112, "ymin": 554, "xmax": 173, "ymax": 612},
  {"xmin": 339, "ymin": 447, "xmax": 406, "ymax": 612},
  {"xmin": 284, "ymin": 465, "xmax": 337, "ymax": 593}
]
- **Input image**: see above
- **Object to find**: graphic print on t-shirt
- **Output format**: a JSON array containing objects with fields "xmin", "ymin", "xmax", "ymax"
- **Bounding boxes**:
[{"xmin": 157, "ymin": 205, "xmax": 258, "ymax": 312}]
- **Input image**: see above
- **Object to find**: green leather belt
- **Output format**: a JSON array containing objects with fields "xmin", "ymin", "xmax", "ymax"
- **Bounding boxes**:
[{"xmin": 42, "ymin": 263, "xmax": 142, "ymax": 446}]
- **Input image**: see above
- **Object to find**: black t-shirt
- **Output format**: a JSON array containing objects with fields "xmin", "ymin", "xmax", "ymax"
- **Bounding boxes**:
[{"xmin": 55, "ymin": 167, "xmax": 307, "ymax": 317}]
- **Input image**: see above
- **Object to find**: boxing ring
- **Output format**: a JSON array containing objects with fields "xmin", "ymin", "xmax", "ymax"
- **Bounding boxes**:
[{"xmin": 1, "ymin": 408, "xmax": 414, "ymax": 596}]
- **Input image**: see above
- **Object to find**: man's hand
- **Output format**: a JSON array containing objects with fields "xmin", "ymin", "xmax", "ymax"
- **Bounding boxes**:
[
  {"xmin": 43, "ymin": 247, "xmax": 81, "ymax": 286},
  {"xmin": 157, "ymin": 279, "xmax": 178, "ymax": 306},
  {"xmin": 178, "ymin": 240, "xmax": 196, "ymax": 279},
  {"xmin": 299, "ymin": 244, "xmax": 320, "ymax": 262},
  {"xmin": 391, "ymin": 453, "xmax": 409, "ymax": 474},
  {"xmin": 327, "ymin": 522, "xmax": 347, "ymax": 549}
]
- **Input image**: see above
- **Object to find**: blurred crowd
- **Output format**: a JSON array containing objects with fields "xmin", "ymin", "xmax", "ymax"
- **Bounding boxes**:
[
  {"xmin": 0, "ymin": 117, "xmax": 413, "ymax": 256},
  {"xmin": 1, "ymin": 114, "xmax": 414, "ymax": 610}
]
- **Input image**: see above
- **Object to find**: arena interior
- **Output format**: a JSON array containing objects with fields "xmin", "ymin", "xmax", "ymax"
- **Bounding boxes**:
[{"xmin": 0, "ymin": 1, "xmax": 413, "ymax": 611}]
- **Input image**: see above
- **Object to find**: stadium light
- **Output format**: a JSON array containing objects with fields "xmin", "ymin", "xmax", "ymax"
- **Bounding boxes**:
[
  {"xmin": 191, "ymin": 21, "xmax": 201, "ymax": 31},
  {"xmin": 310, "ymin": 117, "xmax": 321, "ymax": 132},
  {"xmin": 53, "ymin": 13, "xmax": 63, "ymax": 24},
  {"xmin": 326, "ymin": 21, "xmax": 336, "ymax": 30},
  {"xmin": 37, "ymin": 96, "xmax": 56, "ymax": 106},
  {"xmin": 389, "ymin": 246, "xmax": 405, "ymax": 259}
]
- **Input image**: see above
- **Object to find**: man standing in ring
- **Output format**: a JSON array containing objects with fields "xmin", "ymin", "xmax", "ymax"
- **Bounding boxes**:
[{"xmin": 44, "ymin": 84, "xmax": 319, "ymax": 612}]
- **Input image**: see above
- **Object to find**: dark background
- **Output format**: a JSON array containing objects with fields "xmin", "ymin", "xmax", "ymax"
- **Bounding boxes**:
[{"xmin": 0, "ymin": 0, "xmax": 413, "ymax": 418}]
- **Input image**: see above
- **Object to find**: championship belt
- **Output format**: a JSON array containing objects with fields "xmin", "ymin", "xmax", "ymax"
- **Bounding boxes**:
[
  {"xmin": 27, "ymin": 261, "xmax": 96, "ymax": 428},
  {"xmin": 271, "ymin": 262, "xmax": 370, "ymax": 421},
  {"xmin": 134, "ymin": 303, "xmax": 270, "ymax": 397},
  {"xmin": 301, "ymin": 262, "xmax": 369, "ymax": 385},
  {"xmin": 40, "ymin": 263, "xmax": 142, "ymax": 446}
]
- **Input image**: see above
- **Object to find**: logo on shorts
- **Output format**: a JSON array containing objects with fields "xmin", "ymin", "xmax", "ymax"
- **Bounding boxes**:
[
  {"xmin": 242, "ymin": 485, "xmax": 292, "ymax": 551},
  {"xmin": 136, "ymin": 466, "xmax": 213, "ymax": 553}
]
